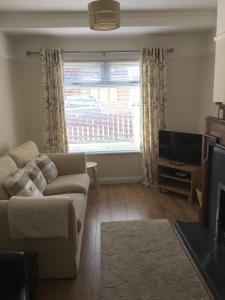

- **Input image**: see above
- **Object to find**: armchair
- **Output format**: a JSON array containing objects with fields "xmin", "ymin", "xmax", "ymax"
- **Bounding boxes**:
[{"xmin": 0, "ymin": 251, "xmax": 38, "ymax": 300}]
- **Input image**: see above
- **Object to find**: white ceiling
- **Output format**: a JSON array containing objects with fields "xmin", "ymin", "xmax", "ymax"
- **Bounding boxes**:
[
  {"xmin": 0, "ymin": 0, "xmax": 217, "ymax": 12},
  {"xmin": 0, "ymin": 1, "xmax": 217, "ymax": 37}
]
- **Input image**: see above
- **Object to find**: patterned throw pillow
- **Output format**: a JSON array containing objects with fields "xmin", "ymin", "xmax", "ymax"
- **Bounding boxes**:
[
  {"xmin": 35, "ymin": 154, "xmax": 58, "ymax": 184},
  {"xmin": 23, "ymin": 161, "xmax": 47, "ymax": 192},
  {"xmin": 4, "ymin": 169, "xmax": 43, "ymax": 197}
]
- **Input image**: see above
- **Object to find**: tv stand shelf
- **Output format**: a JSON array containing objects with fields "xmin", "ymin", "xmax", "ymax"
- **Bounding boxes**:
[{"xmin": 158, "ymin": 159, "xmax": 202, "ymax": 203}]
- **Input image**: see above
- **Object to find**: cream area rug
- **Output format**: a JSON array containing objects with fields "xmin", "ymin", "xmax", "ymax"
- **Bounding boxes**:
[{"xmin": 101, "ymin": 219, "xmax": 211, "ymax": 300}]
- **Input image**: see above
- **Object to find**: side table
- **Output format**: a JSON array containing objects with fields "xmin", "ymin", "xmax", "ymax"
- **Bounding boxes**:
[{"xmin": 86, "ymin": 161, "xmax": 99, "ymax": 194}]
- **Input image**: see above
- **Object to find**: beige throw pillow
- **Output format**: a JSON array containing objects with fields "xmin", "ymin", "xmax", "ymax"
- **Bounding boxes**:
[
  {"xmin": 23, "ymin": 161, "xmax": 47, "ymax": 192},
  {"xmin": 36, "ymin": 154, "xmax": 58, "ymax": 184},
  {"xmin": 4, "ymin": 169, "xmax": 43, "ymax": 197}
]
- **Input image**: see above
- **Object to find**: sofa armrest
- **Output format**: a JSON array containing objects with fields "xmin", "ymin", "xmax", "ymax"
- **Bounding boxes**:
[
  {"xmin": 45, "ymin": 153, "xmax": 87, "ymax": 175},
  {"xmin": 0, "ymin": 199, "xmax": 79, "ymax": 278},
  {"xmin": 8, "ymin": 196, "xmax": 77, "ymax": 239}
]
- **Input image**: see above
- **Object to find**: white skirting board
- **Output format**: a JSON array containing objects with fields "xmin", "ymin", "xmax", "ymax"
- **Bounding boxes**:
[{"xmin": 89, "ymin": 176, "xmax": 142, "ymax": 185}]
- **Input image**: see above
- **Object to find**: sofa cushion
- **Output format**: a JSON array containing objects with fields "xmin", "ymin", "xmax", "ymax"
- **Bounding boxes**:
[
  {"xmin": 44, "ymin": 174, "xmax": 89, "ymax": 196},
  {"xmin": 23, "ymin": 161, "xmax": 47, "ymax": 192},
  {"xmin": 0, "ymin": 156, "xmax": 18, "ymax": 200},
  {"xmin": 8, "ymin": 141, "xmax": 39, "ymax": 168},
  {"xmin": 36, "ymin": 154, "xmax": 58, "ymax": 184},
  {"xmin": 4, "ymin": 170, "xmax": 43, "ymax": 198}
]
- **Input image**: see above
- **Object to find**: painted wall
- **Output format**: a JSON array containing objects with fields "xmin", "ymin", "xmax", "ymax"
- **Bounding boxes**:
[
  {"xmin": 213, "ymin": 0, "xmax": 225, "ymax": 104},
  {"xmin": 216, "ymin": 0, "xmax": 225, "ymax": 36},
  {"xmin": 14, "ymin": 32, "xmax": 215, "ymax": 182},
  {"xmin": 0, "ymin": 33, "xmax": 27, "ymax": 155},
  {"xmin": 198, "ymin": 30, "xmax": 217, "ymax": 133}
]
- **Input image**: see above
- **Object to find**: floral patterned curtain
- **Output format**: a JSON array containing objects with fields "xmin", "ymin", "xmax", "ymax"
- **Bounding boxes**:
[
  {"xmin": 40, "ymin": 48, "xmax": 68, "ymax": 153},
  {"xmin": 141, "ymin": 48, "xmax": 167, "ymax": 186}
]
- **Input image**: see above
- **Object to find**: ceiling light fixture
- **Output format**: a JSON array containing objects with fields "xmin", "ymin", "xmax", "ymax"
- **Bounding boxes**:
[{"xmin": 88, "ymin": 0, "xmax": 120, "ymax": 31}]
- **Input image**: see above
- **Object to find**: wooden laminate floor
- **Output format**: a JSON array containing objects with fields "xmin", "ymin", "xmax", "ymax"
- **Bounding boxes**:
[{"xmin": 37, "ymin": 183, "xmax": 198, "ymax": 300}]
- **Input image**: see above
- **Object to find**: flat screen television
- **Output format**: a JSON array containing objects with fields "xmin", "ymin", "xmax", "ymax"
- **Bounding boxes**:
[{"xmin": 159, "ymin": 130, "xmax": 203, "ymax": 165}]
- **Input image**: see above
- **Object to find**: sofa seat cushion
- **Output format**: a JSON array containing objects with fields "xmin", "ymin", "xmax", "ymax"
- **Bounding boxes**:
[
  {"xmin": 61, "ymin": 193, "xmax": 87, "ymax": 234},
  {"xmin": 8, "ymin": 141, "xmax": 39, "ymax": 168},
  {"xmin": 44, "ymin": 174, "xmax": 89, "ymax": 196},
  {"xmin": 0, "ymin": 156, "xmax": 18, "ymax": 200}
]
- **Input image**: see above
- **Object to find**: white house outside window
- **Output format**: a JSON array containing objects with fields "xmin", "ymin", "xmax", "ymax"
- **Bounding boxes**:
[{"xmin": 64, "ymin": 61, "xmax": 140, "ymax": 153}]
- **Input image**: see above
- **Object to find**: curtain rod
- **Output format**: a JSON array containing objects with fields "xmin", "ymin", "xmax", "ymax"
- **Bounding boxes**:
[{"xmin": 25, "ymin": 48, "xmax": 174, "ymax": 56}]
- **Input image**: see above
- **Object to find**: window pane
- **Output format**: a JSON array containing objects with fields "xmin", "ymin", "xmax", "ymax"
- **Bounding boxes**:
[
  {"xmin": 108, "ymin": 61, "xmax": 140, "ymax": 83},
  {"xmin": 64, "ymin": 61, "xmax": 140, "ymax": 153},
  {"xmin": 64, "ymin": 62, "xmax": 102, "ymax": 85}
]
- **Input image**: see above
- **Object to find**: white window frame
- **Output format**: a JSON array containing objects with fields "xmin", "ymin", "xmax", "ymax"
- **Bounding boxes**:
[{"xmin": 64, "ymin": 60, "xmax": 141, "ymax": 154}]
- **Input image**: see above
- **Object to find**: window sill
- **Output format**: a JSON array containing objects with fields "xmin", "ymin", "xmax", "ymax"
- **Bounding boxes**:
[{"xmin": 69, "ymin": 150, "xmax": 141, "ymax": 155}]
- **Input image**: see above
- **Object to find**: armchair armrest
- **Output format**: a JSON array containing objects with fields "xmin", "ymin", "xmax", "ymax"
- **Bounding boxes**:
[
  {"xmin": 45, "ymin": 153, "xmax": 87, "ymax": 175},
  {"xmin": 0, "ymin": 251, "xmax": 38, "ymax": 300},
  {"xmin": 8, "ymin": 196, "xmax": 76, "ymax": 239}
]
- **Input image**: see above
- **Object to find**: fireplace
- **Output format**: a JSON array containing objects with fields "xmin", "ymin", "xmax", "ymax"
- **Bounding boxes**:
[
  {"xmin": 207, "ymin": 145, "xmax": 225, "ymax": 245},
  {"xmin": 175, "ymin": 117, "xmax": 225, "ymax": 300},
  {"xmin": 216, "ymin": 183, "xmax": 225, "ymax": 245}
]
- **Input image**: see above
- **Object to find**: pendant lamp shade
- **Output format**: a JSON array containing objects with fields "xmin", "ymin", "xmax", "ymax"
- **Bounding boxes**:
[{"xmin": 88, "ymin": 0, "xmax": 120, "ymax": 31}]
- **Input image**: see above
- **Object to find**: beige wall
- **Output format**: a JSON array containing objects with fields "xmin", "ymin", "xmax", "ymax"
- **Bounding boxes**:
[
  {"xmin": 198, "ymin": 53, "xmax": 216, "ymax": 132},
  {"xmin": 0, "ymin": 33, "xmax": 27, "ymax": 155},
  {"xmin": 167, "ymin": 56, "xmax": 202, "ymax": 132},
  {"xmin": 17, "ymin": 60, "xmax": 43, "ymax": 149},
  {"xmin": 13, "ymin": 32, "xmax": 215, "ymax": 182},
  {"xmin": 217, "ymin": 0, "xmax": 225, "ymax": 35},
  {"xmin": 198, "ymin": 31, "xmax": 217, "ymax": 133},
  {"xmin": 213, "ymin": 0, "xmax": 225, "ymax": 104},
  {"xmin": 87, "ymin": 152, "xmax": 142, "ymax": 184}
]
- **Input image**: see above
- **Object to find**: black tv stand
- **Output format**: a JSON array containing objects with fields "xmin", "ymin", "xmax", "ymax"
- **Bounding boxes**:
[{"xmin": 169, "ymin": 160, "xmax": 187, "ymax": 166}]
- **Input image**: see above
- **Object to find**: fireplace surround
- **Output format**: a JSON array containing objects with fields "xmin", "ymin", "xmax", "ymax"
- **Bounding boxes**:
[
  {"xmin": 175, "ymin": 117, "xmax": 225, "ymax": 300},
  {"xmin": 216, "ymin": 183, "xmax": 225, "ymax": 245}
]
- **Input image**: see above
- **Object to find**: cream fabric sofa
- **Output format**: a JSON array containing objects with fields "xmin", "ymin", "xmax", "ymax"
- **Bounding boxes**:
[{"xmin": 0, "ymin": 141, "xmax": 89, "ymax": 279}]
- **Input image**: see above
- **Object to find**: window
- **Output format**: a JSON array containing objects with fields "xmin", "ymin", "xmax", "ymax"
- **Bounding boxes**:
[{"xmin": 64, "ymin": 61, "xmax": 140, "ymax": 153}]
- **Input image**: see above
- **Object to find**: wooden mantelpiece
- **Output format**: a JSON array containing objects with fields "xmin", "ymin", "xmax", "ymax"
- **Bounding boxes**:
[
  {"xmin": 205, "ymin": 116, "xmax": 225, "ymax": 147},
  {"xmin": 201, "ymin": 116, "xmax": 225, "ymax": 225}
]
